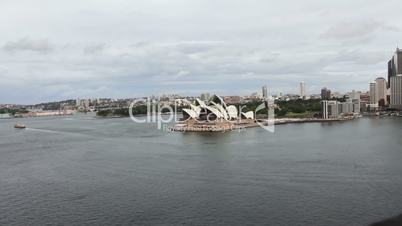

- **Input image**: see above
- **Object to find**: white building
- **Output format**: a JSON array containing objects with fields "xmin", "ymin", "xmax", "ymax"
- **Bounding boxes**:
[
  {"xmin": 262, "ymin": 85, "xmax": 268, "ymax": 99},
  {"xmin": 182, "ymin": 95, "xmax": 255, "ymax": 121},
  {"xmin": 390, "ymin": 75, "xmax": 402, "ymax": 110},
  {"xmin": 322, "ymin": 98, "xmax": 360, "ymax": 119},
  {"xmin": 369, "ymin": 82, "xmax": 377, "ymax": 103},
  {"xmin": 299, "ymin": 81, "xmax": 306, "ymax": 98},
  {"xmin": 321, "ymin": 101, "xmax": 339, "ymax": 119},
  {"xmin": 375, "ymin": 77, "xmax": 387, "ymax": 105}
]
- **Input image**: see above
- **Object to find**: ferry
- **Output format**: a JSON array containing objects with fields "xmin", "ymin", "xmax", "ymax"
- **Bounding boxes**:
[{"xmin": 14, "ymin": 123, "xmax": 26, "ymax": 129}]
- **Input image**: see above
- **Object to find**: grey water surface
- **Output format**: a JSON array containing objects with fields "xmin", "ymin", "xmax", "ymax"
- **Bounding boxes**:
[{"xmin": 0, "ymin": 115, "xmax": 401, "ymax": 225}]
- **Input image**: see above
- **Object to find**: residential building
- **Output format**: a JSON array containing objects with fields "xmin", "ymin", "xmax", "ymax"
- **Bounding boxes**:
[
  {"xmin": 338, "ymin": 102, "xmax": 353, "ymax": 114},
  {"xmin": 299, "ymin": 82, "xmax": 306, "ymax": 98},
  {"xmin": 321, "ymin": 100, "xmax": 338, "ymax": 119},
  {"xmin": 369, "ymin": 82, "xmax": 377, "ymax": 103},
  {"xmin": 375, "ymin": 77, "xmax": 387, "ymax": 106},
  {"xmin": 322, "ymin": 97, "xmax": 360, "ymax": 119},
  {"xmin": 321, "ymin": 87, "xmax": 331, "ymax": 100}
]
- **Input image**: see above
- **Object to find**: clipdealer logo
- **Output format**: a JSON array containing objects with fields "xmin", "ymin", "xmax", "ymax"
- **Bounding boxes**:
[{"xmin": 128, "ymin": 97, "xmax": 275, "ymax": 133}]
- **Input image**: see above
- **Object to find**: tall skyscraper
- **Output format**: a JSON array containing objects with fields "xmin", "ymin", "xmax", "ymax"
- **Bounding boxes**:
[
  {"xmin": 375, "ymin": 77, "xmax": 387, "ymax": 106},
  {"xmin": 299, "ymin": 82, "xmax": 306, "ymax": 98},
  {"xmin": 388, "ymin": 48, "xmax": 402, "ymax": 88},
  {"xmin": 390, "ymin": 75, "xmax": 402, "ymax": 110},
  {"xmin": 262, "ymin": 85, "xmax": 268, "ymax": 99},
  {"xmin": 369, "ymin": 82, "xmax": 377, "ymax": 103}
]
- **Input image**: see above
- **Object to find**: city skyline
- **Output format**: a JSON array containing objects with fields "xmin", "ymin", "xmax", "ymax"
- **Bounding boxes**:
[{"xmin": 0, "ymin": 81, "xmax": 385, "ymax": 106}]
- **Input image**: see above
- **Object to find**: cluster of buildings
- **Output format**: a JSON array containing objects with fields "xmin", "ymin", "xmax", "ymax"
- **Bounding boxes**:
[
  {"xmin": 321, "ymin": 92, "xmax": 361, "ymax": 119},
  {"xmin": 320, "ymin": 48, "xmax": 402, "ymax": 118},
  {"xmin": 367, "ymin": 48, "xmax": 402, "ymax": 110}
]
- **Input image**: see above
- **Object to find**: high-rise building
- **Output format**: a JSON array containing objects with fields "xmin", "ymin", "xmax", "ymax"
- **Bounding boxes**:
[
  {"xmin": 369, "ymin": 82, "xmax": 377, "ymax": 103},
  {"xmin": 375, "ymin": 77, "xmax": 387, "ymax": 106},
  {"xmin": 390, "ymin": 75, "xmax": 402, "ymax": 110},
  {"xmin": 299, "ymin": 82, "xmax": 306, "ymax": 98},
  {"xmin": 388, "ymin": 48, "xmax": 402, "ymax": 88},
  {"xmin": 321, "ymin": 87, "xmax": 331, "ymax": 100},
  {"xmin": 262, "ymin": 85, "xmax": 268, "ymax": 99}
]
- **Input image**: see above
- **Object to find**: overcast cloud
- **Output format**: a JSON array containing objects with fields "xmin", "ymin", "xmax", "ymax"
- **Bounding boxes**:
[{"xmin": 1, "ymin": 0, "xmax": 402, "ymax": 104}]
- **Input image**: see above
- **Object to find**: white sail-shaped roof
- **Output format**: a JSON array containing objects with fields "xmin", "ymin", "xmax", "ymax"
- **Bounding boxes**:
[
  {"xmin": 226, "ymin": 105, "xmax": 238, "ymax": 119},
  {"xmin": 182, "ymin": 109, "xmax": 199, "ymax": 119},
  {"xmin": 189, "ymin": 104, "xmax": 201, "ymax": 116},
  {"xmin": 206, "ymin": 106, "xmax": 224, "ymax": 118},
  {"xmin": 241, "ymin": 111, "xmax": 254, "ymax": 119},
  {"xmin": 210, "ymin": 102, "xmax": 228, "ymax": 120},
  {"xmin": 198, "ymin": 105, "xmax": 224, "ymax": 119},
  {"xmin": 211, "ymin": 95, "xmax": 227, "ymax": 109},
  {"xmin": 195, "ymin": 98, "xmax": 207, "ymax": 108}
]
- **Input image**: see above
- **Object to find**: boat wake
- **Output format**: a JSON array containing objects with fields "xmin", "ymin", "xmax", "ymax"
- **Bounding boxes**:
[
  {"xmin": 25, "ymin": 128, "xmax": 66, "ymax": 134},
  {"xmin": 25, "ymin": 128, "xmax": 94, "ymax": 138}
]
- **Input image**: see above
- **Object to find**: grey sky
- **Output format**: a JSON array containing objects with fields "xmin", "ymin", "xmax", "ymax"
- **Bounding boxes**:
[{"xmin": 1, "ymin": 0, "xmax": 402, "ymax": 104}]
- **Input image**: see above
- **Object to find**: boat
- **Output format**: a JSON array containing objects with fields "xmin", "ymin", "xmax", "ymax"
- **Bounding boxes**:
[{"xmin": 14, "ymin": 123, "xmax": 26, "ymax": 129}]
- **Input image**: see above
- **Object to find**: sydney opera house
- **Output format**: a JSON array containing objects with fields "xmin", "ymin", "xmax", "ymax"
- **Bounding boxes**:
[{"xmin": 174, "ymin": 95, "xmax": 256, "ymax": 132}]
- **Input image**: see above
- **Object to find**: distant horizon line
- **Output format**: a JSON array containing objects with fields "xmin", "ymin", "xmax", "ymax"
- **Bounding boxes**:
[{"xmin": 1, "ymin": 90, "xmax": 370, "ymax": 106}]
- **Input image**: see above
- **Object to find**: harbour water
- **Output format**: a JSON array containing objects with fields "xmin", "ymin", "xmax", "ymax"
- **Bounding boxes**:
[{"xmin": 0, "ymin": 115, "xmax": 401, "ymax": 225}]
